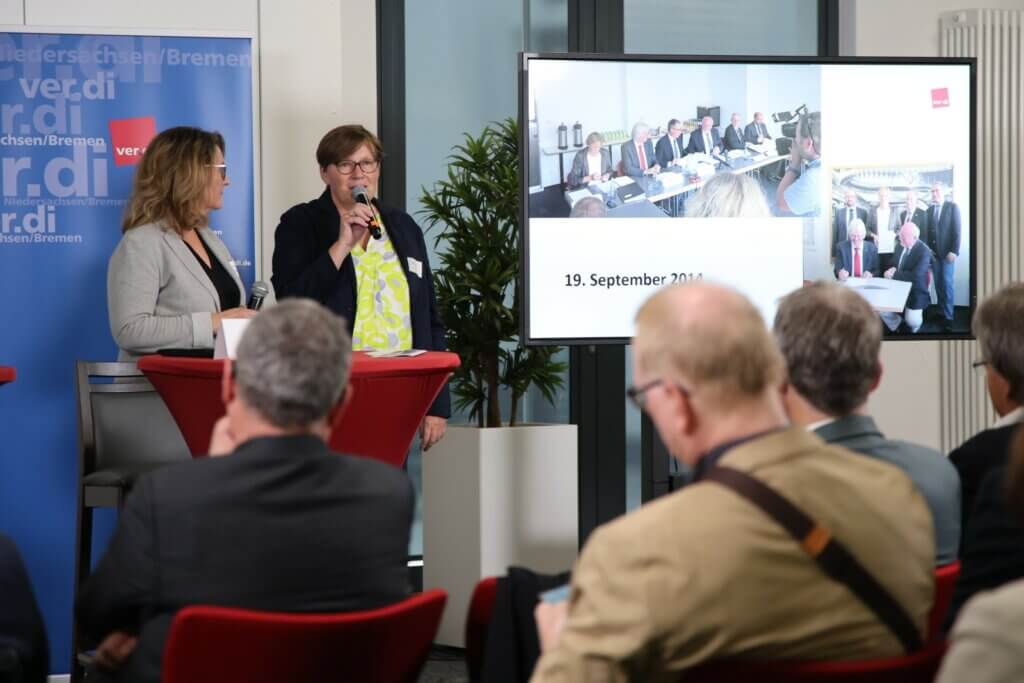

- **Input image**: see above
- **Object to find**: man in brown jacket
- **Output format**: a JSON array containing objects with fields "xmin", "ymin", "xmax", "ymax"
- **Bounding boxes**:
[{"xmin": 530, "ymin": 282, "xmax": 934, "ymax": 682}]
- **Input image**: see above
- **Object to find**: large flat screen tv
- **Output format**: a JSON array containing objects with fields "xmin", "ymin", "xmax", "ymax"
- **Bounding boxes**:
[{"xmin": 519, "ymin": 54, "xmax": 975, "ymax": 344}]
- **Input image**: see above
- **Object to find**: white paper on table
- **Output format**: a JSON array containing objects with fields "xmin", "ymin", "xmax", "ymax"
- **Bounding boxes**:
[
  {"xmin": 658, "ymin": 171, "xmax": 686, "ymax": 187},
  {"xmin": 567, "ymin": 189, "xmax": 591, "ymax": 206},
  {"xmin": 214, "ymin": 318, "xmax": 250, "ymax": 359},
  {"xmin": 876, "ymin": 229, "xmax": 895, "ymax": 254}
]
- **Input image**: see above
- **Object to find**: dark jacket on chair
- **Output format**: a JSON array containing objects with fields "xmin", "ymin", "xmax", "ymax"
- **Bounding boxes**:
[
  {"xmin": 0, "ymin": 533, "xmax": 48, "ymax": 683},
  {"xmin": 76, "ymin": 435, "xmax": 415, "ymax": 683},
  {"xmin": 271, "ymin": 189, "xmax": 450, "ymax": 417}
]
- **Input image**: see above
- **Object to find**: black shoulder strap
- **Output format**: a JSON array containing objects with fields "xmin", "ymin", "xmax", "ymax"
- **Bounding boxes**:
[{"xmin": 703, "ymin": 466, "xmax": 923, "ymax": 653}]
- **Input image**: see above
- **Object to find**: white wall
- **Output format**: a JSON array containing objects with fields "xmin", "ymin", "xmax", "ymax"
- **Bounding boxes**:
[
  {"xmin": 846, "ymin": 0, "xmax": 1024, "ymax": 450},
  {"xmin": 1, "ymin": 0, "xmax": 377, "ymax": 278}
]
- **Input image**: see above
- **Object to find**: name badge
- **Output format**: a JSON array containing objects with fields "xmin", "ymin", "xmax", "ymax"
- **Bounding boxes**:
[{"xmin": 407, "ymin": 257, "xmax": 423, "ymax": 278}]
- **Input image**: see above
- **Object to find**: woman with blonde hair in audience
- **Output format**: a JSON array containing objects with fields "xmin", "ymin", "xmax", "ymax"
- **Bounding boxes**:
[{"xmin": 685, "ymin": 172, "xmax": 771, "ymax": 218}]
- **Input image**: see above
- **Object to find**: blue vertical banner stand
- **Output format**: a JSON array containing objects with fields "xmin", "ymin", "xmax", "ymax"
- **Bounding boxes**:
[{"xmin": 0, "ymin": 32, "xmax": 255, "ymax": 673}]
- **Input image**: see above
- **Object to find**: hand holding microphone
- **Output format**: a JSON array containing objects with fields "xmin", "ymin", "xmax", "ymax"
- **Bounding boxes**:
[
  {"xmin": 351, "ymin": 186, "xmax": 383, "ymax": 240},
  {"xmin": 247, "ymin": 280, "xmax": 270, "ymax": 310}
]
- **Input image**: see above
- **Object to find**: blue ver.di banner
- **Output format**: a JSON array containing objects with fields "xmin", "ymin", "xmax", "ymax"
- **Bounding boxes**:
[{"xmin": 0, "ymin": 32, "xmax": 255, "ymax": 673}]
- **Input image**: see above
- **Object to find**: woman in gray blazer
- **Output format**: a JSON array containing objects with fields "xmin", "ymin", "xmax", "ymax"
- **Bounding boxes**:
[
  {"xmin": 107, "ymin": 127, "xmax": 254, "ymax": 360},
  {"xmin": 566, "ymin": 132, "xmax": 612, "ymax": 188}
]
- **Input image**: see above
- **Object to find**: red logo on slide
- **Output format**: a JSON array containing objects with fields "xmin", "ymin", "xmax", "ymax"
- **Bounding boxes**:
[
  {"xmin": 931, "ymin": 88, "xmax": 950, "ymax": 108},
  {"xmin": 109, "ymin": 117, "xmax": 157, "ymax": 166}
]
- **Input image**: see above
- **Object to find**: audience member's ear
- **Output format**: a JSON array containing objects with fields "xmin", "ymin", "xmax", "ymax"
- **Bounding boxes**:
[
  {"xmin": 868, "ymin": 360, "xmax": 884, "ymax": 394},
  {"xmin": 986, "ymin": 366, "xmax": 1015, "ymax": 414}
]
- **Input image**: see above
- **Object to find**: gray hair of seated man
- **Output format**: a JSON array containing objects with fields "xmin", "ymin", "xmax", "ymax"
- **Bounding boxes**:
[
  {"xmin": 234, "ymin": 299, "xmax": 352, "ymax": 428},
  {"xmin": 570, "ymin": 195, "xmax": 607, "ymax": 218},
  {"xmin": 774, "ymin": 281, "xmax": 881, "ymax": 416}
]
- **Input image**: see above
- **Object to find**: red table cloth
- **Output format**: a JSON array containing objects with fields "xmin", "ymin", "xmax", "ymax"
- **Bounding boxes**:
[
  {"xmin": 0, "ymin": 366, "xmax": 15, "ymax": 386},
  {"xmin": 138, "ymin": 352, "xmax": 459, "ymax": 468}
]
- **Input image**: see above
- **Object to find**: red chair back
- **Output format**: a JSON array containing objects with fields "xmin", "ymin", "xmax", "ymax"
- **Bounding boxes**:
[
  {"xmin": 465, "ymin": 577, "xmax": 499, "ymax": 680},
  {"xmin": 162, "ymin": 589, "xmax": 447, "ymax": 683},
  {"xmin": 684, "ymin": 640, "xmax": 948, "ymax": 682},
  {"xmin": 927, "ymin": 561, "xmax": 960, "ymax": 641}
]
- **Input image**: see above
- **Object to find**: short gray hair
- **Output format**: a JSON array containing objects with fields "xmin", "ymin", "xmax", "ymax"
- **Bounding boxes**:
[
  {"xmin": 234, "ymin": 299, "xmax": 352, "ymax": 428},
  {"xmin": 685, "ymin": 173, "xmax": 770, "ymax": 218},
  {"xmin": 849, "ymin": 218, "xmax": 866, "ymax": 237},
  {"xmin": 570, "ymin": 195, "xmax": 607, "ymax": 218},
  {"xmin": 975, "ymin": 282, "xmax": 1024, "ymax": 403},
  {"xmin": 631, "ymin": 122, "xmax": 649, "ymax": 139},
  {"xmin": 774, "ymin": 281, "xmax": 881, "ymax": 416}
]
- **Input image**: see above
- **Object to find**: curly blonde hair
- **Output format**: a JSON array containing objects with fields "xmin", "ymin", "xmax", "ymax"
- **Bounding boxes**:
[{"xmin": 122, "ymin": 127, "xmax": 225, "ymax": 233}]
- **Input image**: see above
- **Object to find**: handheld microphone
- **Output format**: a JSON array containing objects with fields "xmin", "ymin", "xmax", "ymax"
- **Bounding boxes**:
[
  {"xmin": 247, "ymin": 280, "xmax": 269, "ymax": 310},
  {"xmin": 351, "ymin": 186, "xmax": 383, "ymax": 240}
]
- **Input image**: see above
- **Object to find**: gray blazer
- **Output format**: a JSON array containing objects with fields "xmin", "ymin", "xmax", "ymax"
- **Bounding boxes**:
[
  {"xmin": 814, "ymin": 414, "xmax": 961, "ymax": 564},
  {"xmin": 107, "ymin": 221, "xmax": 245, "ymax": 360},
  {"xmin": 567, "ymin": 147, "xmax": 612, "ymax": 188}
]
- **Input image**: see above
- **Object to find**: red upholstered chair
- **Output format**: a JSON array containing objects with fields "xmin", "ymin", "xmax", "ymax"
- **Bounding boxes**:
[
  {"xmin": 162, "ymin": 589, "xmax": 447, "ymax": 683},
  {"xmin": 683, "ymin": 640, "xmax": 948, "ymax": 682},
  {"xmin": 465, "ymin": 577, "xmax": 499, "ymax": 681},
  {"xmin": 927, "ymin": 561, "xmax": 960, "ymax": 642}
]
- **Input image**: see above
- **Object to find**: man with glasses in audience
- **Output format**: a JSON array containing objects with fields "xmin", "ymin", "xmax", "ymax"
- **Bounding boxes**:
[
  {"xmin": 774, "ymin": 281, "xmax": 960, "ymax": 564},
  {"xmin": 944, "ymin": 283, "xmax": 1024, "ymax": 628},
  {"xmin": 76, "ymin": 300, "xmax": 415, "ymax": 683},
  {"xmin": 531, "ymin": 282, "xmax": 933, "ymax": 681}
]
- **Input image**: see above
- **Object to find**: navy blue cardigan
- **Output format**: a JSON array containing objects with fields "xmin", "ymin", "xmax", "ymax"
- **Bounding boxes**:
[{"xmin": 271, "ymin": 189, "xmax": 451, "ymax": 418}]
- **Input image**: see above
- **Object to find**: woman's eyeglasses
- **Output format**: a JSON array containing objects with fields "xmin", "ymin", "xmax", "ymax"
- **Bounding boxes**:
[
  {"xmin": 206, "ymin": 163, "xmax": 228, "ymax": 179},
  {"xmin": 335, "ymin": 160, "xmax": 380, "ymax": 175}
]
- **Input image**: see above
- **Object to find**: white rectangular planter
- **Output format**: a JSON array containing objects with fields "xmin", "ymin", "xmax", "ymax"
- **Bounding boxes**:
[{"xmin": 423, "ymin": 423, "xmax": 579, "ymax": 647}]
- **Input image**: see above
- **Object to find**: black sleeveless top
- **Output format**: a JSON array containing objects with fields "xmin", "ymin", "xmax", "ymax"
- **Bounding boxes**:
[{"xmin": 183, "ymin": 232, "xmax": 241, "ymax": 310}]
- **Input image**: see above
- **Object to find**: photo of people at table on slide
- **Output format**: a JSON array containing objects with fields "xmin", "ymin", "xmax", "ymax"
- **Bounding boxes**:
[{"xmin": 524, "ymin": 58, "xmax": 972, "ymax": 341}]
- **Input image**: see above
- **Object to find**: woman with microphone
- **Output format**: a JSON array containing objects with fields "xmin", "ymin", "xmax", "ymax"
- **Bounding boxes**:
[
  {"xmin": 271, "ymin": 125, "xmax": 449, "ymax": 450},
  {"xmin": 108, "ymin": 126, "xmax": 256, "ymax": 361}
]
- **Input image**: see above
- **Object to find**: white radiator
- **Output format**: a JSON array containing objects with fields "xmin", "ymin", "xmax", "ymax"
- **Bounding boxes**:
[{"xmin": 939, "ymin": 9, "xmax": 1024, "ymax": 450}]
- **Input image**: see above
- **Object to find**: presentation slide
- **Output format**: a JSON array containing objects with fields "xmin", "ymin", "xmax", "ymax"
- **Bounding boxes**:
[{"xmin": 522, "ymin": 56, "xmax": 973, "ymax": 343}]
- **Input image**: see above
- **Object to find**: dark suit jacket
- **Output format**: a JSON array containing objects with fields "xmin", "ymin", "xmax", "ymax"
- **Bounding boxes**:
[
  {"xmin": 654, "ymin": 135, "xmax": 686, "ymax": 168},
  {"xmin": 899, "ymin": 207, "xmax": 927, "ymax": 232},
  {"xmin": 949, "ymin": 423, "xmax": 1020, "ymax": 532},
  {"xmin": 833, "ymin": 205, "xmax": 869, "ymax": 245},
  {"xmin": 744, "ymin": 121, "xmax": 771, "ymax": 143},
  {"xmin": 892, "ymin": 240, "xmax": 933, "ymax": 310},
  {"xmin": 76, "ymin": 435, "xmax": 415, "ymax": 683},
  {"xmin": 945, "ymin": 464, "xmax": 1024, "ymax": 630},
  {"xmin": 722, "ymin": 125, "xmax": 747, "ymax": 151},
  {"xmin": 814, "ymin": 415, "xmax": 961, "ymax": 564},
  {"xmin": 924, "ymin": 201, "xmax": 962, "ymax": 258},
  {"xmin": 834, "ymin": 240, "xmax": 880, "ymax": 278},
  {"xmin": 620, "ymin": 139, "xmax": 657, "ymax": 177},
  {"xmin": 271, "ymin": 189, "xmax": 450, "ymax": 417},
  {"xmin": 685, "ymin": 128, "xmax": 722, "ymax": 155},
  {"xmin": 0, "ymin": 534, "xmax": 48, "ymax": 683},
  {"xmin": 566, "ymin": 147, "xmax": 612, "ymax": 188}
]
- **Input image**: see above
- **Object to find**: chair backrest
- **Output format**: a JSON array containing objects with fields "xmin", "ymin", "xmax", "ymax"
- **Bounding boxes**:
[
  {"xmin": 162, "ymin": 589, "xmax": 448, "ymax": 683},
  {"xmin": 684, "ymin": 640, "xmax": 948, "ymax": 683},
  {"xmin": 464, "ymin": 577, "xmax": 499, "ymax": 681},
  {"xmin": 76, "ymin": 361, "xmax": 190, "ymax": 473},
  {"xmin": 927, "ymin": 561, "xmax": 960, "ymax": 642}
]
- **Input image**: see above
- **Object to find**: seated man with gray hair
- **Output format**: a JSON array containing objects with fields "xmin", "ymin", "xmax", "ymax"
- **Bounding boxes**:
[
  {"xmin": 834, "ymin": 219, "xmax": 879, "ymax": 280},
  {"xmin": 76, "ymin": 299, "xmax": 415, "ymax": 683},
  {"xmin": 774, "ymin": 281, "xmax": 960, "ymax": 564},
  {"xmin": 882, "ymin": 222, "xmax": 933, "ymax": 333}
]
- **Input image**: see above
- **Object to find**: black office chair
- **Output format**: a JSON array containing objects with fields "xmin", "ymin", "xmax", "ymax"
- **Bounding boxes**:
[{"xmin": 70, "ymin": 361, "xmax": 191, "ymax": 681}]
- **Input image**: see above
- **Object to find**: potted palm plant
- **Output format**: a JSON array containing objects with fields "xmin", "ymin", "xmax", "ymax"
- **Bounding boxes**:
[{"xmin": 417, "ymin": 117, "xmax": 579, "ymax": 646}]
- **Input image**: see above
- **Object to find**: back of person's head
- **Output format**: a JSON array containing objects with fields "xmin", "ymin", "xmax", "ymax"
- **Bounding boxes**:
[
  {"xmin": 974, "ymin": 282, "xmax": 1024, "ymax": 404},
  {"xmin": 122, "ymin": 126, "xmax": 224, "ymax": 233},
  {"xmin": 685, "ymin": 173, "xmax": 770, "ymax": 218},
  {"xmin": 316, "ymin": 124, "xmax": 383, "ymax": 169},
  {"xmin": 774, "ymin": 281, "xmax": 881, "ymax": 416},
  {"xmin": 634, "ymin": 282, "xmax": 784, "ymax": 413},
  {"xmin": 570, "ymin": 196, "xmax": 607, "ymax": 218},
  {"xmin": 799, "ymin": 111, "xmax": 821, "ymax": 154},
  {"xmin": 234, "ymin": 300, "xmax": 352, "ymax": 429}
]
